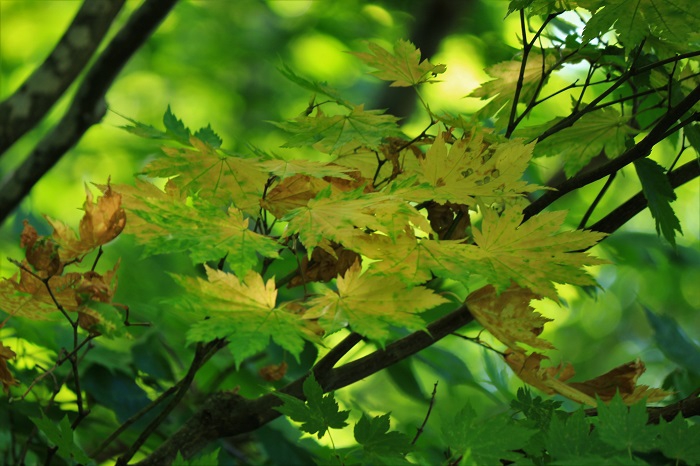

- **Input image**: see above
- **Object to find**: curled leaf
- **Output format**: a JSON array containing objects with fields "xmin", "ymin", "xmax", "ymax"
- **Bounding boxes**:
[{"xmin": 0, "ymin": 341, "xmax": 19, "ymax": 393}]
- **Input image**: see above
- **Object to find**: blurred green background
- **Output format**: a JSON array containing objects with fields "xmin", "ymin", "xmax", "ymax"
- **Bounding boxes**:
[{"xmin": 1, "ymin": 1, "xmax": 698, "ymax": 463}]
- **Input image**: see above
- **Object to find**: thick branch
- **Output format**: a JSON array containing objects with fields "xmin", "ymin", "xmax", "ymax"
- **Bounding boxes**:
[
  {"xmin": 588, "ymin": 159, "xmax": 700, "ymax": 235},
  {"xmin": 0, "ymin": 0, "xmax": 179, "ymax": 225},
  {"xmin": 0, "ymin": 0, "xmax": 126, "ymax": 155},
  {"xmin": 134, "ymin": 305, "xmax": 474, "ymax": 466},
  {"xmin": 524, "ymin": 85, "xmax": 700, "ymax": 220}
]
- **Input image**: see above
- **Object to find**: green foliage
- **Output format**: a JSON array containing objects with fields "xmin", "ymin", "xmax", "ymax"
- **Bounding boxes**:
[
  {"xmin": 274, "ymin": 374, "xmax": 350, "ymax": 439},
  {"xmin": 1, "ymin": 1, "xmax": 698, "ymax": 465},
  {"xmin": 30, "ymin": 414, "xmax": 93, "ymax": 465},
  {"xmin": 634, "ymin": 158, "xmax": 682, "ymax": 246}
]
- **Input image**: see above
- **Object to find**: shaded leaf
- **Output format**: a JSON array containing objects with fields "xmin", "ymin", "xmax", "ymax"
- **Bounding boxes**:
[
  {"xmin": 274, "ymin": 374, "xmax": 349, "ymax": 439},
  {"xmin": 634, "ymin": 158, "xmax": 682, "ymax": 246},
  {"xmin": 30, "ymin": 414, "xmax": 92, "ymax": 465},
  {"xmin": 351, "ymin": 413, "xmax": 412, "ymax": 464},
  {"xmin": 644, "ymin": 307, "xmax": 700, "ymax": 376}
]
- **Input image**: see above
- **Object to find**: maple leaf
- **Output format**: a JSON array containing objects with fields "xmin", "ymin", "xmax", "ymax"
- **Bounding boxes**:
[
  {"xmin": 350, "ymin": 39, "xmax": 446, "ymax": 87},
  {"xmin": 469, "ymin": 51, "xmax": 557, "ymax": 121},
  {"xmin": 634, "ymin": 158, "xmax": 682, "ymax": 246},
  {"xmin": 351, "ymin": 413, "xmax": 412, "ymax": 464},
  {"xmin": 256, "ymin": 158, "xmax": 354, "ymax": 180},
  {"xmin": 466, "ymin": 284, "xmax": 554, "ymax": 352},
  {"xmin": 0, "ymin": 341, "xmax": 19, "ymax": 393},
  {"xmin": 45, "ymin": 181, "xmax": 126, "ymax": 262},
  {"xmin": 533, "ymin": 107, "xmax": 638, "ymax": 177},
  {"xmin": 140, "ymin": 136, "xmax": 268, "ymax": 215},
  {"xmin": 271, "ymin": 105, "xmax": 404, "ymax": 153},
  {"xmin": 274, "ymin": 374, "xmax": 349, "ymax": 439},
  {"xmin": 118, "ymin": 180, "xmax": 279, "ymax": 276},
  {"xmin": 20, "ymin": 221, "xmax": 62, "ymax": 278},
  {"xmin": 404, "ymin": 131, "xmax": 540, "ymax": 205},
  {"xmin": 305, "ymin": 261, "xmax": 447, "ymax": 344},
  {"xmin": 467, "ymin": 206, "xmax": 606, "ymax": 300},
  {"xmin": 582, "ymin": 0, "xmax": 700, "ymax": 49},
  {"xmin": 173, "ymin": 267, "xmax": 311, "ymax": 366},
  {"xmin": 278, "ymin": 63, "xmax": 354, "ymax": 108},
  {"xmin": 505, "ymin": 352, "xmax": 671, "ymax": 406},
  {"xmin": 442, "ymin": 402, "xmax": 535, "ymax": 465},
  {"xmin": 283, "ymin": 186, "xmax": 432, "ymax": 254}
]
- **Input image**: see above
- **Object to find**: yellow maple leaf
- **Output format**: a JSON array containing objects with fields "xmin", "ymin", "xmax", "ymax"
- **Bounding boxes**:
[
  {"xmin": 305, "ymin": 261, "xmax": 447, "ymax": 344},
  {"xmin": 466, "ymin": 284, "xmax": 554, "ymax": 352}
]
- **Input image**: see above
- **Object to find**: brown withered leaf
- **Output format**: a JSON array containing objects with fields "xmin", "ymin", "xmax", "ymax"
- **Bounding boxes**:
[
  {"xmin": 505, "ymin": 351, "xmax": 671, "ymax": 406},
  {"xmin": 426, "ymin": 202, "xmax": 471, "ymax": 240},
  {"xmin": 568, "ymin": 359, "xmax": 672, "ymax": 403},
  {"xmin": 259, "ymin": 361, "xmax": 288, "ymax": 382},
  {"xmin": 20, "ymin": 221, "xmax": 62, "ymax": 277},
  {"xmin": 289, "ymin": 242, "xmax": 361, "ymax": 288},
  {"xmin": 0, "ymin": 341, "xmax": 19, "ymax": 393},
  {"xmin": 467, "ymin": 284, "xmax": 553, "ymax": 352},
  {"xmin": 46, "ymin": 181, "xmax": 126, "ymax": 261}
]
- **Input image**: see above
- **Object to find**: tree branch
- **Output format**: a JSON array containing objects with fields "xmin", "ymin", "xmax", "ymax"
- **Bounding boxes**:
[
  {"xmin": 523, "ymin": 85, "xmax": 700, "ymax": 221},
  {"xmin": 588, "ymin": 159, "xmax": 700, "ymax": 235},
  {"xmin": 0, "ymin": 0, "xmax": 180, "ymax": 225},
  {"xmin": 133, "ymin": 304, "xmax": 474, "ymax": 465},
  {"xmin": 0, "ymin": 0, "xmax": 126, "ymax": 155}
]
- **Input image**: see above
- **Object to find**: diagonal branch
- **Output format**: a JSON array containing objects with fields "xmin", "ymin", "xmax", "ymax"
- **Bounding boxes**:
[
  {"xmin": 587, "ymin": 159, "xmax": 699, "ymax": 235},
  {"xmin": 133, "ymin": 304, "xmax": 474, "ymax": 466},
  {"xmin": 0, "ymin": 0, "xmax": 180, "ymax": 225},
  {"xmin": 0, "ymin": 0, "xmax": 126, "ymax": 155},
  {"xmin": 523, "ymin": 85, "xmax": 700, "ymax": 221}
]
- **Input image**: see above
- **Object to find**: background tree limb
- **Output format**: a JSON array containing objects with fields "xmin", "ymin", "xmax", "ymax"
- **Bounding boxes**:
[
  {"xmin": 0, "ymin": 0, "xmax": 126, "ymax": 155},
  {"xmin": 0, "ymin": 0, "xmax": 179, "ymax": 224}
]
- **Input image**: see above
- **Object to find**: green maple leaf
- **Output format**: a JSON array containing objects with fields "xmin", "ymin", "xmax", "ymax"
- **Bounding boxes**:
[
  {"xmin": 119, "ymin": 180, "xmax": 279, "ymax": 276},
  {"xmin": 634, "ymin": 158, "xmax": 682, "ymax": 246},
  {"xmin": 351, "ymin": 413, "xmax": 412, "ymax": 464},
  {"xmin": 469, "ymin": 51, "xmax": 556, "ymax": 121},
  {"xmin": 278, "ymin": 63, "xmax": 353, "ymax": 108},
  {"xmin": 305, "ymin": 261, "xmax": 447, "ymax": 344},
  {"xmin": 582, "ymin": 0, "xmax": 700, "ymax": 48},
  {"xmin": 31, "ymin": 414, "xmax": 93, "ymax": 465},
  {"xmin": 271, "ymin": 105, "xmax": 404, "ymax": 153},
  {"xmin": 283, "ymin": 186, "xmax": 432, "ymax": 253},
  {"xmin": 545, "ymin": 408, "xmax": 616, "ymax": 462},
  {"xmin": 274, "ymin": 374, "xmax": 349, "ymax": 439},
  {"xmin": 656, "ymin": 414, "xmax": 700, "ymax": 464},
  {"xmin": 534, "ymin": 107, "xmax": 638, "ymax": 178},
  {"xmin": 596, "ymin": 393, "xmax": 656, "ymax": 454},
  {"xmin": 174, "ymin": 268, "xmax": 310, "ymax": 366},
  {"xmin": 403, "ymin": 131, "xmax": 540, "ymax": 205},
  {"xmin": 350, "ymin": 39, "xmax": 446, "ymax": 87},
  {"xmin": 140, "ymin": 137, "xmax": 268, "ymax": 215},
  {"xmin": 442, "ymin": 403, "xmax": 535, "ymax": 465}
]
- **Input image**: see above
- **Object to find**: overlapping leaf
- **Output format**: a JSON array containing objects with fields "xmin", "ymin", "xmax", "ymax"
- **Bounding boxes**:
[
  {"xmin": 0, "ymin": 342, "xmax": 18, "ymax": 393},
  {"xmin": 271, "ymin": 105, "xmax": 404, "ymax": 153},
  {"xmin": 115, "ymin": 180, "xmax": 279, "ymax": 276},
  {"xmin": 305, "ymin": 261, "xmax": 447, "ymax": 344},
  {"xmin": 350, "ymin": 39, "xmax": 446, "ymax": 87},
  {"xmin": 174, "ymin": 267, "xmax": 311, "ymax": 365},
  {"xmin": 283, "ymin": 186, "xmax": 432, "ymax": 254},
  {"xmin": 533, "ymin": 107, "xmax": 637, "ymax": 177},
  {"xmin": 634, "ymin": 158, "xmax": 682, "ymax": 246},
  {"xmin": 469, "ymin": 52, "xmax": 557, "ymax": 121},
  {"xmin": 404, "ymin": 131, "xmax": 540, "ymax": 205},
  {"xmin": 582, "ymin": 0, "xmax": 700, "ymax": 48},
  {"xmin": 45, "ymin": 182, "xmax": 126, "ymax": 262},
  {"xmin": 140, "ymin": 136, "xmax": 267, "ymax": 215}
]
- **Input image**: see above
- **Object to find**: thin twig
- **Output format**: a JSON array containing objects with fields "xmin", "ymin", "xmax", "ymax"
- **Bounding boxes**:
[
  {"xmin": 411, "ymin": 381, "xmax": 438, "ymax": 445},
  {"xmin": 578, "ymin": 173, "xmax": 616, "ymax": 229}
]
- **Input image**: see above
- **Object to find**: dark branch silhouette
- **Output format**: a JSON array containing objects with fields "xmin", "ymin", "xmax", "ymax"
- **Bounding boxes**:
[{"xmin": 0, "ymin": 0, "xmax": 179, "ymax": 224}]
